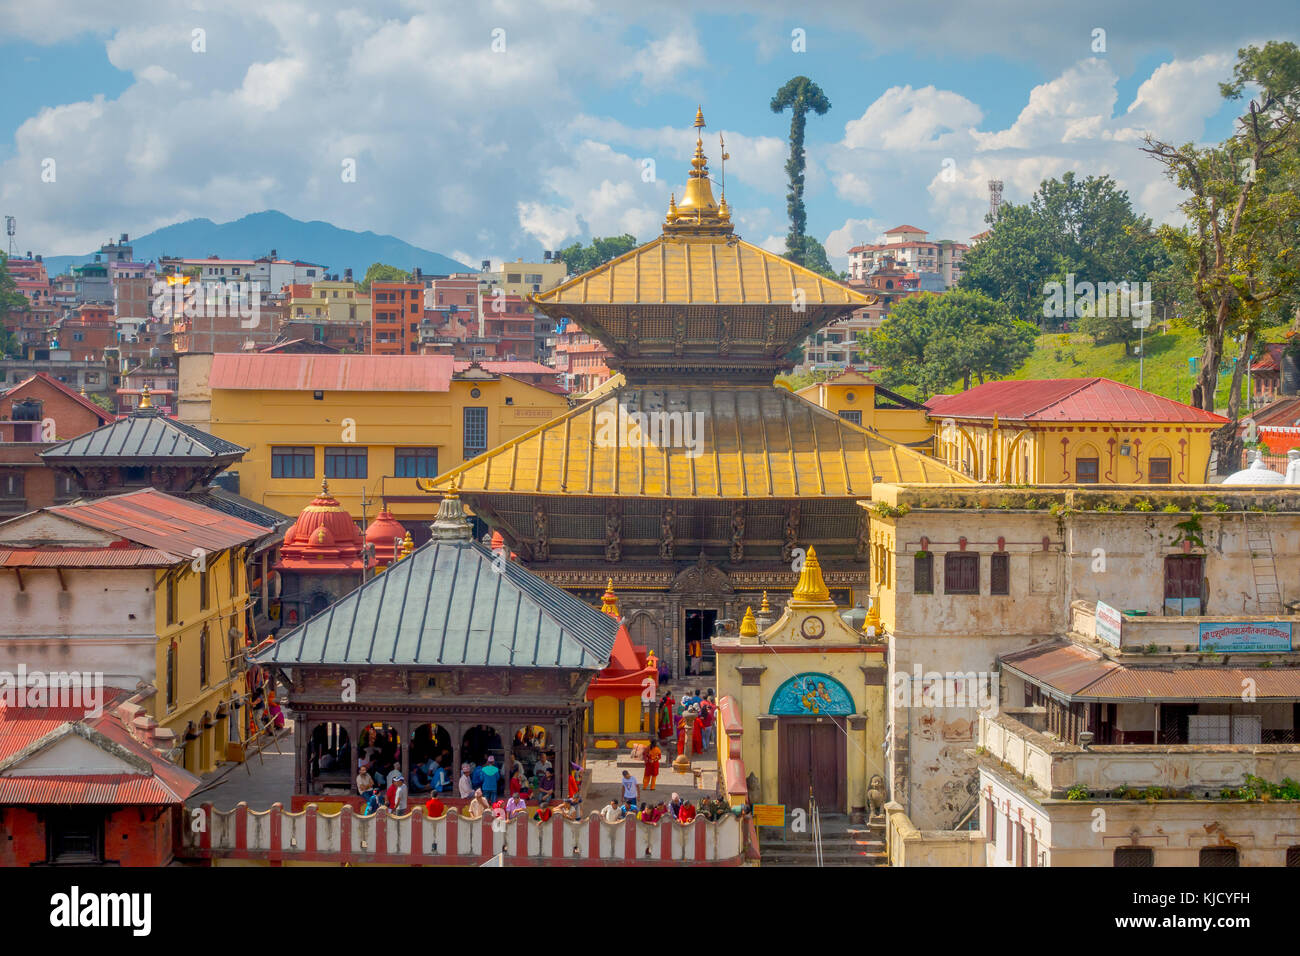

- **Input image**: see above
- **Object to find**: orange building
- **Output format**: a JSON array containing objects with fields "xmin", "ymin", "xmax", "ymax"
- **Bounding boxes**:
[{"xmin": 371, "ymin": 280, "xmax": 425, "ymax": 354}]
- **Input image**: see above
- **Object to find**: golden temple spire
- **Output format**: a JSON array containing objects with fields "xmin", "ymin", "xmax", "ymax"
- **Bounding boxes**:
[
  {"xmin": 399, "ymin": 531, "xmax": 414, "ymax": 560},
  {"xmin": 663, "ymin": 107, "xmax": 732, "ymax": 236},
  {"xmin": 739, "ymin": 606, "xmax": 758, "ymax": 638},
  {"xmin": 600, "ymin": 577, "xmax": 620, "ymax": 618},
  {"xmin": 138, "ymin": 384, "xmax": 152, "ymax": 409},
  {"xmin": 320, "ymin": 478, "xmax": 330, "ymax": 496},
  {"xmin": 760, "ymin": 591, "xmax": 771, "ymax": 615},
  {"xmin": 789, "ymin": 545, "xmax": 834, "ymax": 608}
]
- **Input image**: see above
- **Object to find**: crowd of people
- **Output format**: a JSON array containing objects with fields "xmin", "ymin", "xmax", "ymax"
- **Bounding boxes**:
[
  {"xmin": 599, "ymin": 793, "xmax": 738, "ymax": 825},
  {"xmin": 654, "ymin": 687, "xmax": 718, "ymax": 762}
]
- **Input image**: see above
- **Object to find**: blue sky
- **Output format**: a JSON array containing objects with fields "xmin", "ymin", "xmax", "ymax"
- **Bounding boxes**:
[{"xmin": 0, "ymin": 1, "xmax": 1290, "ymax": 268}]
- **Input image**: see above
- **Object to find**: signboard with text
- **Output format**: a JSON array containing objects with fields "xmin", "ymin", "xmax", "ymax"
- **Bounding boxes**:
[
  {"xmin": 1095, "ymin": 601, "xmax": 1122, "ymax": 648},
  {"xmin": 1198, "ymin": 621, "xmax": 1292, "ymax": 653},
  {"xmin": 752, "ymin": 804, "xmax": 786, "ymax": 828}
]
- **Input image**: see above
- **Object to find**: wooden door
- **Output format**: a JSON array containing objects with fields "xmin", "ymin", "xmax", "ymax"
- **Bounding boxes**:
[{"xmin": 778, "ymin": 718, "xmax": 846, "ymax": 813}]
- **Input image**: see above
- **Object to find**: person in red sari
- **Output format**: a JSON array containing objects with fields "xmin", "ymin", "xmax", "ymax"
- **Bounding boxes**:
[
  {"xmin": 675, "ymin": 712, "xmax": 703, "ymax": 757},
  {"xmin": 677, "ymin": 801, "xmax": 697, "ymax": 824},
  {"xmin": 658, "ymin": 693, "xmax": 675, "ymax": 740},
  {"xmin": 642, "ymin": 742, "xmax": 662, "ymax": 791}
]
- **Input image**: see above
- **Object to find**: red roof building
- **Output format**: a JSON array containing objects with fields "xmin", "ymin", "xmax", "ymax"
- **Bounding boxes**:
[
  {"xmin": 925, "ymin": 378, "xmax": 1228, "ymax": 424},
  {"xmin": 584, "ymin": 581, "xmax": 659, "ymax": 745},
  {"xmin": 0, "ymin": 689, "xmax": 201, "ymax": 866},
  {"xmin": 273, "ymin": 480, "xmax": 373, "ymax": 627},
  {"xmin": 364, "ymin": 507, "xmax": 407, "ymax": 570}
]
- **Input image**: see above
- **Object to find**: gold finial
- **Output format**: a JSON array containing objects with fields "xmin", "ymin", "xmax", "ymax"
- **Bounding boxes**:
[
  {"xmin": 739, "ymin": 606, "xmax": 757, "ymax": 638},
  {"xmin": 666, "ymin": 193, "xmax": 679, "ymax": 221},
  {"xmin": 863, "ymin": 598, "xmax": 882, "ymax": 639},
  {"xmin": 400, "ymin": 531, "xmax": 414, "ymax": 560},
  {"xmin": 663, "ymin": 107, "xmax": 732, "ymax": 235},
  {"xmin": 320, "ymin": 478, "xmax": 330, "ymax": 496},
  {"xmin": 760, "ymin": 591, "xmax": 771, "ymax": 614},
  {"xmin": 789, "ymin": 545, "xmax": 833, "ymax": 607},
  {"xmin": 138, "ymin": 384, "xmax": 152, "ymax": 409},
  {"xmin": 600, "ymin": 578, "xmax": 620, "ymax": 618},
  {"xmin": 694, "ymin": 105, "xmax": 705, "ymax": 129}
]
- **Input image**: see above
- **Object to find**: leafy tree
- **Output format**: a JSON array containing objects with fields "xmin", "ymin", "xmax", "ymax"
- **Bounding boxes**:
[
  {"xmin": 771, "ymin": 76, "xmax": 831, "ymax": 266},
  {"xmin": 863, "ymin": 289, "xmax": 1036, "ymax": 396},
  {"xmin": 959, "ymin": 174, "xmax": 1168, "ymax": 329},
  {"xmin": 360, "ymin": 263, "xmax": 410, "ymax": 292},
  {"xmin": 796, "ymin": 235, "xmax": 840, "ymax": 280},
  {"xmin": 0, "ymin": 254, "xmax": 29, "ymax": 358},
  {"xmin": 88, "ymin": 392, "xmax": 114, "ymax": 413},
  {"xmin": 1142, "ymin": 41, "xmax": 1300, "ymax": 418},
  {"xmin": 555, "ymin": 235, "xmax": 639, "ymax": 277}
]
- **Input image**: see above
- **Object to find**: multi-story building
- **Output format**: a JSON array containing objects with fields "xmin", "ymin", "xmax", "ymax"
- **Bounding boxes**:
[
  {"xmin": 479, "ymin": 258, "xmax": 568, "ymax": 361},
  {"xmin": 0, "ymin": 349, "xmax": 119, "ymax": 401},
  {"xmin": 0, "ymin": 488, "xmax": 267, "ymax": 772},
  {"xmin": 928, "ymin": 378, "xmax": 1229, "ymax": 484},
  {"xmin": 176, "ymin": 352, "xmax": 571, "ymax": 529},
  {"xmin": 551, "ymin": 320, "xmax": 612, "ymax": 394},
  {"xmin": 159, "ymin": 252, "xmax": 326, "ymax": 291},
  {"xmin": 370, "ymin": 279, "xmax": 424, "ymax": 355},
  {"xmin": 847, "ymin": 225, "xmax": 967, "ymax": 287},
  {"xmin": 866, "ymin": 480, "xmax": 1300, "ymax": 840},
  {"xmin": 794, "ymin": 368, "xmax": 933, "ymax": 449}
]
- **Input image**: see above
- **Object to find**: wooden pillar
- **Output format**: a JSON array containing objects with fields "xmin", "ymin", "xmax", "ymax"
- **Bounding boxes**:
[
  {"xmin": 349, "ymin": 718, "xmax": 360, "ymax": 792},
  {"xmin": 556, "ymin": 721, "xmax": 567, "ymax": 800},
  {"xmin": 450, "ymin": 721, "xmax": 463, "ymax": 795},
  {"xmin": 399, "ymin": 718, "xmax": 409, "ymax": 779},
  {"xmin": 294, "ymin": 718, "xmax": 308, "ymax": 794}
]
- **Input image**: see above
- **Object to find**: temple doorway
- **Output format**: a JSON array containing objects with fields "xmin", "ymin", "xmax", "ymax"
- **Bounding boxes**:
[
  {"xmin": 777, "ymin": 717, "xmax": 846, "ymax": 814},
  {"xmin": 684, "ymin": 608, "xmax": 717, "ymax": 676},
  {"xmin": 407, "ymin": 723, "xmax": 452, "ymax": 792}
]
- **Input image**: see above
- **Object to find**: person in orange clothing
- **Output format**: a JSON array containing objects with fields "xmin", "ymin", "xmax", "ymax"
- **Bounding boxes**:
[{"xmin": 642, "ymin": 742, "xmax": 662, "ymax": 791}]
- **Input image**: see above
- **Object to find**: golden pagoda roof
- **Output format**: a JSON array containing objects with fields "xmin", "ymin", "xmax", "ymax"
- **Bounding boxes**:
[
  {"xmin": 422, "ymin": 383, "xmax": 970, "ymax": 498},
  {"xmin": 789, "ymin": 545, "xmax": 834, "ymax": 608},
  {"xmin": 531, "ymin": 234, "xmax": 873, "ymax": 308}
]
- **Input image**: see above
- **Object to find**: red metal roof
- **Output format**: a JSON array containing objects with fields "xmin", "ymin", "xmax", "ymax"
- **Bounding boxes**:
[
  {"xmin": 1002, "ymin": 641, "xmax": 1300, "ymax": 701},
  {"xmin": 50, "ymin": 488, "xmax": 267, "ymax": 558},
  {"xmin": 1248, "ymin": 396, "xmax": 1300, "ymax": 428},
  {"xmin": 926, "ymin": 378, "xmax": 1228, "ymax": 424},
  {"xmin": 209, "ymin": 353, "xmax": 453, "ymax": 392},
  {"xmin": 0, "ymin": 693, "xmax": 199, "ymax": 804},
  {"xmin": 453, "ymin": 360, "xmax": 556, "ymax": 376},
  {"xmin": 885, "ymin": 224, "xmax": 928, "ymax": 234},
  {"xmin": 0, "ymin": 545, "xmax": 177, "ymax": 568}
]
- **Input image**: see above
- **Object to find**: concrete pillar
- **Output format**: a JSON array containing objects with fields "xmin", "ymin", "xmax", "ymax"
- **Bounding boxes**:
[
  {"xmin": 846, "ymin": 714, "xmax": 868, "ymax": 819},
  {"xmin": 757, "ymin": 714, "xmax": 778, "ymax": 804}
]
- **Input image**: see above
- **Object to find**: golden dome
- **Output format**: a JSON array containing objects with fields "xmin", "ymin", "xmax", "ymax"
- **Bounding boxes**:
[
  {"xmin": 600, "ymin": 578, "xmax": 620, "ymax": 618},
  {"xmin": 663, "ymin": 108, "xmax": 732, "ymax": 236}
]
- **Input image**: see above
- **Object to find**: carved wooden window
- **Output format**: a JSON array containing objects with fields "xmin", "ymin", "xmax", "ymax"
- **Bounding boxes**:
[
  {"xmin": 1149, "ymin": 457, "xmax": 1171, "ymax": 483},
  {"xmin": 990, "ymin": 552, "xmax": 1010, "ymax": 595},
  {"xmin": 914, "ymin": 553, "xmax": 933, "ymax": 594},
  {"xmin": 1076, "ymin": 457, "xmax": 1099, "ymax": 484},
  {"xmin": 1114, "ymin": 847, "xmax": 1154, "ymax": 867},
  {"xmin": 944, "ymin": 553, "xmax": 979, "ymax": 594}
]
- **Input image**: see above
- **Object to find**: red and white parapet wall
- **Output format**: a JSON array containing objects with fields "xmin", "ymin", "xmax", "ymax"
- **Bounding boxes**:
[{"xmin": 183, "ymin": 803, "xmax": 749, "ymax": 866}]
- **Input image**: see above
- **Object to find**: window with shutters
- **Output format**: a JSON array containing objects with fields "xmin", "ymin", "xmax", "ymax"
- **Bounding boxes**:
[
  {"xmin": 1076, "ymin": 457, "xmax": 1100, "ymax": 483},
  {"xmin": 1163, "ymin": 555, "xmax": 1204, "ymax": 615},
  {"xmin": 1149, "ymin": 457, "xmax": 1172, "ymax": 483},
  {"xmin": 990, "ymin": 552, "xmax": 1010, "ymax": 595},
  {"xmin": 199, "ymin": 625, "xmax": 209, "ymax": 687},
  {"xmin": 1198, "ymin": 847, "xmax": 1239, "ymax": 867},
  {"xmin": 1114, "ymin": 847, "xmax": 1154, "ymax": 867},
  {"xmin": 944, "ymin": 552, "xmax": 979, "ymax": 594},
  {"xmin": 914, "ymin": 553, "xmax": 934, "ymax": 594}
]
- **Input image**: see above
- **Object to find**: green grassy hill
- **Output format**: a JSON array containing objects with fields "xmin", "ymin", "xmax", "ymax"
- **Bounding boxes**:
[{"xmin": 996, "ymin": 322, "xmax": 1292, "ymax": 411}]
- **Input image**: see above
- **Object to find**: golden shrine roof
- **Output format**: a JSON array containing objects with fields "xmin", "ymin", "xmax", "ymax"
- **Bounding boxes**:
[
  {"xmin": 423, "ymin": 384, "xmax": 970, "ymax": 498},
  {"xmin": 530, "ymin": 234, "xmax": 874, "ymax": 308}
]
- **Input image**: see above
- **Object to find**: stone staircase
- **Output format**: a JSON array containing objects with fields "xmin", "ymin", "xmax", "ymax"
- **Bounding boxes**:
[{"xmin": 759, "ymin": 812, "xmax": 888, "ymax": 867}]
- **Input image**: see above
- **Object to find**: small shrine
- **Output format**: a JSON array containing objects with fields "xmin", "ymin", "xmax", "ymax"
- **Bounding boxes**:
[
  {"xmin": 274, "ymin": 479, "xmax": 372, "ymax": 627},
  {"xmin": 713, "ymin": 545, "xmax": 887, "ymax": 819},
  {"xmin": 364, "ymin": 507, "xmax": 408, "ymax": 571},
  {"xmin": 584, "ymin": 580, "xmax": 660, "ymax": 747}
]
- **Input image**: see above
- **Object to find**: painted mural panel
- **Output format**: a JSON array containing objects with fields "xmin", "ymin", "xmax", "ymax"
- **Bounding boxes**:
[{"xmin": 769, "ymin": 672, "xmax": 854, "ymax": 716}]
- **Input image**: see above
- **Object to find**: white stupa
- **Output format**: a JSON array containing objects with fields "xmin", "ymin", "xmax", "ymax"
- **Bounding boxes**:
[{"xmin": 1221, "ymin": 449, "xmax": 1291, "ymax": 485}]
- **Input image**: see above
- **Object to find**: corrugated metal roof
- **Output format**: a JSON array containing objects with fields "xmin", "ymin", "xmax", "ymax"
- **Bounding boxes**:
[
  {"xmin": 532, "ymin": 236, "xmax": 874, "ymax": 307},
  {"xmin": 1001, "ymin": 641, "xmax": 1300, "ymax": 702},
  {"xmin": 926, "ymin": 378, "xmax": 1228, "ymax": 424},
  {"xmin": 0, "ymin": 774, "xmax": 188, "ymax": 804},
  {"xmin": 254, "ymin": 539, "xmax": 616, "ymax": 670},
  {"xmin": 42, "ymin": 408, "xmax": 247, "ymax": 460},
  {"xmin": 209, "ymin": 353, "xmax": 453, "ymax": 392},
  {"xmin": 50, "ymin": 488, "xmax": 268, "ymax": 557},
  {"xmin": 427, "ymin": 384, "xmax": 970, "ymax": 497},
  {"xmin": 184, "ymin": 487, "xmax": 291, "ymax": 530},
  {"xmin": 0, "ymin": 545, "xmax": 177, "ymax": 568}
]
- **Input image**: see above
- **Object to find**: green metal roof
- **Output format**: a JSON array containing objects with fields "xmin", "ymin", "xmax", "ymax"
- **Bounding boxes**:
[
  {"xmin": 41, "ymin": 408, "xmax": 247, "ymax": 462},
  {"xmin": 254, "ymin": 540, "xmax": 616, "ymax": 670}
]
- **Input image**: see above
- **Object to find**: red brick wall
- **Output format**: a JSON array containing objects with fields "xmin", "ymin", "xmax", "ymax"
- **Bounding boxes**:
[{"xmin": 0, "ymin": 806, "xmax": 173, "ymax": 866}]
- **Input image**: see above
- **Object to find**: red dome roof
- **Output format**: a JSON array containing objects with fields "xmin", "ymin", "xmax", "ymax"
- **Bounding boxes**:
[
  {"xmin": 276, "ymin": 480, "xmax": 367, "ymax": 571},
  {"xmin": 365, "ymin": 508, "xmax": 407, "ymax": 564}
]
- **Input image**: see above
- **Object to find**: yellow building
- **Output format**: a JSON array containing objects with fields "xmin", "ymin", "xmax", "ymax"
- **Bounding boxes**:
[
  {"xmin": 177, "ymin": 353, "xmax": 570, "ymax": 528},
  {"xmin": 713, "ymin": 547, "xmax": 887, "ymax": 819},
  {"xmin": 0, "ymin": 489, "xmax": 266, "ymax": 775},
  {"xmin": 481, "ymin": 259, "xmax": 568, "ymax": 299},
  {"xmin": 795, "ymin": 368, "xmax": 934, "ymax": 451},
  {"xmin": 286, "ymin": 277, "xmax": 372, "ymax": 324},
  {"xmin": 927, "ymin": 378, "xmax": 1229, "ymax": 484}
]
